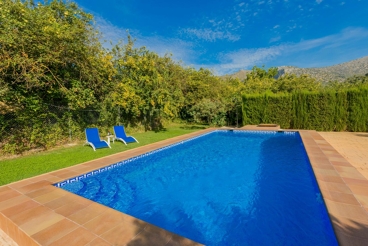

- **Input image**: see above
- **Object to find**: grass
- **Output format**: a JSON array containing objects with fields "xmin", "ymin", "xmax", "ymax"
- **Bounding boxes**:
[{"xmin": 0, "ymin": 123, "xmax": 207, "ymax": 186}]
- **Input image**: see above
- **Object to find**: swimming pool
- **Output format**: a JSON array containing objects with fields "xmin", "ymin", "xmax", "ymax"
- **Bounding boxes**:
[{"xmin": 56, "ymin": 130, "xmax": 338, "ymax": 245}]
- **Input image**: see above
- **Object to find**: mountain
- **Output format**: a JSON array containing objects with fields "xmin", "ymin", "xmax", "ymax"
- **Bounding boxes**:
[{"xmin": 223, "ymin": 56, "xmax": 368, "ymax": 82}]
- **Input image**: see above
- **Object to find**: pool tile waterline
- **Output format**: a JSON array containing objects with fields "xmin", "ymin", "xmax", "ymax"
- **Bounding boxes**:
[
  {"xmin": 54, "ymin": 130, "xmax": 297, "ymax": 189},
  {"xmin": 0, "ymin": 128, "xmax": 368, "ymax": 245}
]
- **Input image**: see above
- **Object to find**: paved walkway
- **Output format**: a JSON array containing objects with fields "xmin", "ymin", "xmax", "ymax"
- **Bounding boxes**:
[
  {"xmin": 319, "ymin": 132, "xmax": 368, "ymax": 180},
  {"xmin": 1, "ymin": 129, "xmax": 368, "ymax": 245},
  {"xmin": 0, "ymin": 228, "xmax": 18, "ymax": 246}
]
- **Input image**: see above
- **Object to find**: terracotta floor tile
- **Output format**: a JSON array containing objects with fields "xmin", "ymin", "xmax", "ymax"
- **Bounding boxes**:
[
  {"xmin": 5, "ymin": 220, "xmax": 19, "ymax": 244},
  {"xmin": 166, "ymin": 234, "xmax": 203, "ymax": 246},
  {"xmin": 87, "ymin": 237, "xmax": 111, "ymax": 246},
  {"xmin": 20, "ymin": 211, "xmax": 65, "ymax": 236},
  {"xmin": 348, "ymin": 185, "xmax": 368, "ymax": 196},
  {"xmin": 0, "ymin": 195, "xmax": 30, "ymax": 212},
  {"xmin": 127, "ymin": 229, "xmax": 172, "ymax": 246},
  {"xmin": 31, "ymin": 218, "xmax": 79, "ymax": 245},
  {"xmin": 331, "ymin": 160, "xmax": 352, "ymax": 167},
  {"xmin": 0, "ymin": 189, "xmax": 22, "ymax": 202},
  {"xmin": 354, "ymin": 195, "xmax": 368, "ymax": 208},
  {"xmin": 332, "ymin": 217, "xmax": 368, "ymax": 239},
  {"xmin": 308, "ymin": 158, "xmax": 331, "ymax": 166},
  {"xmin": 0, "ymin": 213, "xmax": 8, "ymax": 234},
  {"xmin": 54, "ymin": 201, "xmax": 90, "ymax": 217},
  {"xmin": 1, "ymin": 199, "xmax": 40, "ymax": 218},
  {"xmin": 43, "ymin": 195, "xmax": 72, "ymax": 210},
  {"xmin": 17, "ymin": 228, "xmax": 39, "ymax": 246},
  {"xmin": 7, "ymin": 179, "xmax": 34, "ymax": 190},
  {"xmin": 100, "ymin": 220, "xmax": 144, "ymax": 245},
  {"xmin": 31, "ymin": 188, "xmax": 68, "ymax": 204},
  {"xmin": 11, "ymin": 205, "xmax": 51, "ymax": 225},
  {"xmin": 329, "ymin": 157, "xmax": 351, "ymax": 163},
  {"xmin": 0, "ymin": 186, "xmax": 12, "ymax": 194},
  {"xmin": 1, "ymin": 129, "xmax": 367, "ymax": 246},
  {"xmin": 311, "ymin": 164, "xmax": 335, "ymax": 170},
  {"xmin": 314, "ymin": 168, "xmax": 340, "ymax": 177},
  {"xmin": 51, "ymin": 170, "xmax": 80, "ymax": 179},
  {"xmin": 342, "ymin": 178, "xmax": 368, "ymax": 187},
  {"xmin": 319, "ymin": 181, "xmax": 353, "ymax": 194},
  {"xmin": 25, "ymin": 185, "xmax": 56, "ymax": 198},
  {"xmin": 323, "ymin": 191, "xmax": 361, "ymax": 206},
  {"xmin": 334, "ymin": 166, "xmax": 367, "ymax": 180},
  {"xmin": 29, "ymin": 174, "xmax": 59, "ymax": 183},
  {"xmin": 67, "ymin": 202, "xmax": 108, "ymax": 225},
  {"xmin": 43, "ymin": 192, "xmax": 90, "ymax": 211},
  {"xmin": 17, "ymin": 180, "xmax": 52, "ymax": 194},
  {"xmin": 324, "ymin": 200, "xmax": 368, "ymax": 223},
  {"xmin": 83, "ymin": 210, "xmax": 126, "ymax": 235},
  {"xmin": 314, "ymin": 173, "xmax": 345, "ymax": 183},
  {"xmin": 49, "ymin": 226, "xmax": 97, "ymax": 246},
  {"xmin": 338, "ymin": 234, "xmax": 368, "ymax": 246}
]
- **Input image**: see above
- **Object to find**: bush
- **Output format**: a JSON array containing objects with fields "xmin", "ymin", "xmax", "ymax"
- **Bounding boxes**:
[{"xmin": 242, "ymin": 86, "xmax": 368, "ymax": 131}]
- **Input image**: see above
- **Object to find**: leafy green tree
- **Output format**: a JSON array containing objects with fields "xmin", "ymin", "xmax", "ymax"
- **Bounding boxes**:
[
  {"xmin": 0, "ymin": 0, "xmax": 114, "ymax": 110},
  {"xmin": 275, "ymin": 74, "xmax": 321, "ymax": 93},
  {"xmin": 243, "ymin": 66, "xmax": 278, "ymax": 93},
  {"xmin": 243, "ymin": 66, "xmax": 321, "ymax": 94},
  {"xmin": 189, "ymin": 99, "xmax": 226, "ymax": 126},
  {"xmin": 110, "ymin": 37, "xmax": 184, "ymax": 130},
  {"xmin": 0, "ymin": 0, "xmax": 114, "ymax": 153}
]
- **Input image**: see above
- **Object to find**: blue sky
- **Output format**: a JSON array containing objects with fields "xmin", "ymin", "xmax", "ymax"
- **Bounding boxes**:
[{"xmin": 75, "ymin": 0, "xmax": 368, "ymax": 75}]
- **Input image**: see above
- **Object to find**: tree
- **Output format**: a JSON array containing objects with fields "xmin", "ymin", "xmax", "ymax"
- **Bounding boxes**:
[
  {"xmin": 110, "ymin": 37, "xmax": 184, "ymax": 130},
  {"xmin": 0, "ymin": 0, "xmax": 114, "ymax": 110},
  {"xmin": 0, "ymin": 0, "xmax": 114, "ymax": 153}
]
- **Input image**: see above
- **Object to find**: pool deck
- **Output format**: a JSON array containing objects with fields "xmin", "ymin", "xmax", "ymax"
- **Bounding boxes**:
[{"xmin": 1, "ymin": 127, "xmax": 368, "ymax": 245}]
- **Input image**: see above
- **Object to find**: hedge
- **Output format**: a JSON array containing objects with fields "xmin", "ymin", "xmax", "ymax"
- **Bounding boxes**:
[{"xmin": 242, "ymin": 86, "xmax": 368, "ymax": 131}]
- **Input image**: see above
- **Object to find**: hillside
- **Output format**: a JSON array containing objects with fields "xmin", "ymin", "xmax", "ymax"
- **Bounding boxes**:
[{"xmin": 223, "ymin": 56, "xmax": 368, "ymax": 82}]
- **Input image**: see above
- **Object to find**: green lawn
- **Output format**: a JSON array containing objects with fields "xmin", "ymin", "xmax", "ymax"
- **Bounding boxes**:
[{"xmin": 0, "ymin": 123, "xmax": 207, "ymax": 186}]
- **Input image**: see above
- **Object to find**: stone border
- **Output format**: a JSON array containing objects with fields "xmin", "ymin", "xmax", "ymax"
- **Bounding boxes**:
[{"xmin": 0, "ymin": 128, "xmax": 367, "ymax": 245}]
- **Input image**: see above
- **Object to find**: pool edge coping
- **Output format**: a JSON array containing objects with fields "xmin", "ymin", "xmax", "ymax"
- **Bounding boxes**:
[{"xmin": 0, "ymin": 128, "xmax": 368, "ymax": 245}]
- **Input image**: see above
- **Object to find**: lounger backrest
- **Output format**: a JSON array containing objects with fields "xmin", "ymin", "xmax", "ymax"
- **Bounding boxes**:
[
  {"xmin": 113, "ymin": 126, "xmax": 127, "ymax": 138},
  {"xmin": 85, "ymin": 128, "xmax": 101, "ymax": 142}
]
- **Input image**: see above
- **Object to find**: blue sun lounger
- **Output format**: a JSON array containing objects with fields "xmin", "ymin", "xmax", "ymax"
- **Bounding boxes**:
[
  {"xmin": 85, "ymin": 128, "xmax": 111, "ymax": 151},
  {"xmin": 113, "ymin": 125, "xmax": 139, "ymax": 145}
]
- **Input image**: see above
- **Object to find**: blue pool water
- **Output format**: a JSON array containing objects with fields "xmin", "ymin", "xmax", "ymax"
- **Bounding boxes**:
[{"xmin": 58, "ymin": 130, "xmax": 338, "ymax": 245}]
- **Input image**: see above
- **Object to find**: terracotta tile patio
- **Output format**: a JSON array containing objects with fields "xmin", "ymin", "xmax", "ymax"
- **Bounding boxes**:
[{"xmin": 1, "ymin": 127, "xmax": 368, "ymax": 245}]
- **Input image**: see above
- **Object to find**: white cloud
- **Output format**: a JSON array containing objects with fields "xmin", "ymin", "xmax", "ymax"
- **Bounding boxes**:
[
  {"xmin": 94, "ymin": 15, "xmax": 196, "ymax": 65},
  {"xmin": 181, "ymin": 28, "xmax": 240, "ymax": 42},
  {"xmin": 316, "ymin": 0, "xmax": 323, "ymax": 4},
  {"xmin": 210, "ymin": 27, "xmax": 368, "ymax": 75},
  {"xmin": 270, "ymin": 36, "xmax": 281, "ymax": 43},
  {"xmin": 211, "ymin": 46, "xmax": 285, "ymax": 74}
]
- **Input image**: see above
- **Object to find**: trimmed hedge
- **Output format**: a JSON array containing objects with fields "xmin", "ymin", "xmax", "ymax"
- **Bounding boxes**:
[{"xmin": 242, "ymin": 86, "xmax": 368, "ymax": 131}]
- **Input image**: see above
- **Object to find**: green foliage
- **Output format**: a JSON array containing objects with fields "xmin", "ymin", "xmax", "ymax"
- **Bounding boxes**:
[
  {"xmin": 110, "ymin": 37, "xmax": 185, "ymax": 130},
  {"xmin": 189, "ymin": 99, "xmax": 226, "ymax": 126},
  {"xmin": 243, "ymin": 67, "xmax": 321, "ymax": 94},
  {"xmin": 325, "ymin": 74, "xmax": 368, "ymax": 90},
  {"xmin": 242, "ymin": 92, "xmax": 292, "ymax": 128},
  {"xmin": 347, "ymin": 87, "xmax": 368, "ymax": 132},
  {"xmin": 0, "ymin": 0, "xmax": 114, "ymax": 109},
  {"xmin": 243, "ymin": 86, "xmax": 368, "ymax": 131},
  {"xmin": 3, "ymin": 0, "xmax": 367, "ymax": 157},
  {"xmin": 0, "ymin": 0, "xmax": 114, "ymax": 153},
  {"xmin": 0, "ymin": 123, "xmax": 207, "ymax": 185}
]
